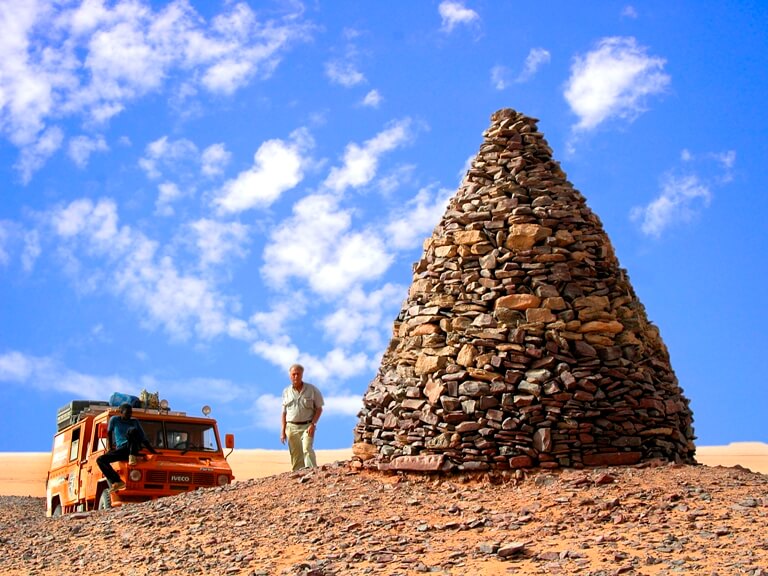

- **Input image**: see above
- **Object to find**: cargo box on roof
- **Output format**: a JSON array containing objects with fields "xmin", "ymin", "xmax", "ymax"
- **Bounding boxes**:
[{"xmin": 56, "ymin": 401, "xmax": 109, "ymax": 432}]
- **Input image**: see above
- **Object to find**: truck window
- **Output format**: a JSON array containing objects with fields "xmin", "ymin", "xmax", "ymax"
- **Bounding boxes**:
[
  {"xmin": 69, "ymin": 428, "xmax": 80, "ymax": 462},
  {"xmin": 137, "ymin": 419, "xmax": 220, "ymax": 452},
  {"xmin": 167, "ymin": 430, "xmax": 189, "ymax": 448},
  {"xmin": 92, "ymin": 429, "xmax": 107, "ymax": 453}
]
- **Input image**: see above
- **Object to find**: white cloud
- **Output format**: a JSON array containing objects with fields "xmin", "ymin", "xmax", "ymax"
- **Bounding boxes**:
[
  {"xmin": 376, "ymin": 164, "xmax": 416, "ymax": 196},
  {"xmin": 48, "ymin": 197, "xmax": 243, "ymax": 341},
  {"xmin": 0, "ymin": 221, "xmax": 40, "ymax": 272},
  {"xmin": 459, "ymin": 154, "xmax": 475, "ymax": 181},
  {"xmin": 0, "ymin": 350, "xmax": 247, "ymax": 409},
  {"xmin": 0, "ymin": 350, "xmax": 132, "ymax": 398},
  {"xmin": 0, "ymin": 2, "xmax": 59, "ymax": 147},
  {"xmin": 0, "ymin": 350, "xmax": 35, "ymax": 381},
  {"xmin": 385, "ymin": 185, "xmax": 452, "ymax": 250},
  {"xmin": 141, "ymin": 137, "xmax": 232, "ymax": 182},
  {"xmin": 714, "ymin": 150, "xmax": 737, "ymax": 171},
  {"xmin": 306, "ymin": 348, "xmax": 372, "ymax": 386},
  {"xmin": 251, "ymin": 393, "xmax": 283, "ymax": 430},
  {"xmin": 323, "ymin": 119, "xmax": 412, "ymax": 193},
  {"xmin": 202, "ymin": 59, "xmax": 254, "ymax": 94},
  {"xmin": 362, "ymin": 89, "xmax": 382, "ymax": 108},
  {"xmin": 214, "ymin": 128, "xmax": 313, "ymax": 214},
  {"xmin": 139, "ymin": 136, "xmax": 198, "ymax": 180},
  {"xmin": 630, "ymin": 174, "xmax": 712, "ymax": 237},
  {"xmin": 681, "ymin": 148, "xmax": 737, "ymax": 180},
  {"xmin": 68, "ymin": 134, "xmax": 109, "ymax": 168},
  {"xmin": 0, "ymin": 221, "xmax": 14, "ymax": 266},
  {"xmin": 564, "ymin": 37, "xmax": 670, "ymax": 132},
  {"xmin": 632, "ymin": 148, "xmax": 736, "ymax": 236},
  {"xmin": 516, "ymin": 48, "xmax": 550, "ymax": 83},
  {"xmin": 15, "ymin": 126, "xmax": 64, "ymax": 184},
  {"xmin": 491, "ymin": 65, "xmax": 511, "ymax": 90},
  {"xmin": 622, "ymin": 6, "xmax": 639, "ymax": 19},
  {"xmin": 324, "ymin": 394, "xmax": 363, "ymax": 417},
  {"xmin": 251, "ymin": 339, "xmax": 372, "ymax": 390},
  {"xmin": 117, "ymin": 251, "xmax": 232, "ymax": 340},
  {"xmin": 251, "ymin": 337, "xmax": 301, "ymax": 372},
  {"xmin": 201, "ymin": 143, "xmax": 231, "ymax": 177},
  {"xmin": 321, "ymin": 283, "xmax": 404, "ymax": 349},
  {"xmin": 325, "ymin": 60, "xmax": 366, "ymax": 87},
  {"xmin": 0, "ymin": 1, "xmax": 310, "ymax": 180},
  {"xmin": 142, "ymin": 375, "xmax": 247, "ymax": 407},
  {"xmin": 262, "ymin": 193, "xmax": 393, "ymax": 297},
  {"xmin": 262, "ymin": 194, "xmax": 349, "ymax": 287},
  {"xmin": 187, "ymin": 218, "xmax": 249, "ymax": 268},
  {"xmin": 315, "ymin": 232, "xmax": 393, "ymax": 295},
  {"xmin": 439, "ymin": 1, "xmax": 480, "ymax": 33},
  {"xmin": 22, "ymin": 229, "xmax": 40, "ymax": 272},
  {"xmin": 249, "ymin": 298, "xmax": 306, "ymax": 340},
  {"xmin": 83, "ymin": 17, "xmax": 168, "ymax": 105},
  {"xmin": 155, "ymin": 182, "xmax": 184, "ymax": 217}
]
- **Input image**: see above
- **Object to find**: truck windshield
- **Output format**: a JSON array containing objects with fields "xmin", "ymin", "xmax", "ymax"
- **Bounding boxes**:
[{"xmin": 139, "ymin": 420, "xmax": 220, "ymax": 452}]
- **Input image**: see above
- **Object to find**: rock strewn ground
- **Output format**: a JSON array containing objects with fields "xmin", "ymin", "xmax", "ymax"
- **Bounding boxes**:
[{"xmin": 2, "ymin": 461, "xmax": 767, "ymax": 576}]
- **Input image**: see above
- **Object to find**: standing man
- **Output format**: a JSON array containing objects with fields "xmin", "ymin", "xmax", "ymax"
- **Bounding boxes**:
[
  {"xmin": 97, "ymin": 403, "xmax": 157, "ymax": 492},
  {"xmin": 280, "ymin": 364, "xmax": 324, "ymax": 471}
]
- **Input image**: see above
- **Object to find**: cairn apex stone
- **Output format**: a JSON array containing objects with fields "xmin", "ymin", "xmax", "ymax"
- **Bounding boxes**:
[{"xmin": 354, "ymin": 108, "xmax": 696, "ymax": 472}]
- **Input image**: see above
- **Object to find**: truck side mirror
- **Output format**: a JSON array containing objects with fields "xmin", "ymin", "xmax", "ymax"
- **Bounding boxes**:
[{"xmin": 225, "ymin": 434, "xmax": 235, "ymax": 449}]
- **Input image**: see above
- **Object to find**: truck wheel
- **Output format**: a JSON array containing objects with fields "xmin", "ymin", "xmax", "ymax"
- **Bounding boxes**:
[
  {"xmin": 98, "ymin": 490, "xmax": 112, "ymax": 511},
  {"xmin": 52, "ymin": 502, "xmax": 63, "ymax": 517}
]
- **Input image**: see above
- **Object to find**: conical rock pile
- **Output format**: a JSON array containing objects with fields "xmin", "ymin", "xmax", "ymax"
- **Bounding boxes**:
[{"xmin": 354, "ymin": 109, "xmax": 695, "ymax": 472}]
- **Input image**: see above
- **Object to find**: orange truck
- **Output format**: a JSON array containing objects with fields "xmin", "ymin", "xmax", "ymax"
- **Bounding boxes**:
[{"xmin": 46, "ymin": 396, "xmax": 235, "ymax": 516}]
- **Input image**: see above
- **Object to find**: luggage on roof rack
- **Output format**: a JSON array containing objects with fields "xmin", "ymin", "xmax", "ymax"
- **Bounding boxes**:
[{"xmin": 56, "ymin": 400, "xmax": 110, "ymax": 432}]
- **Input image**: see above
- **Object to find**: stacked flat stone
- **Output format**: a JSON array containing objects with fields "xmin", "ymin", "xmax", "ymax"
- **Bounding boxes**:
[{"xmin": 353, "ymin": 108, "xmax": 696, "ymax": 472}]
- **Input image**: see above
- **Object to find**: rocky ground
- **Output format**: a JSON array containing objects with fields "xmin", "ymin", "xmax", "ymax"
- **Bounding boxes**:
[{"xmin": 2, "ymin": 460, "xmax": 767, "ymax": 576}]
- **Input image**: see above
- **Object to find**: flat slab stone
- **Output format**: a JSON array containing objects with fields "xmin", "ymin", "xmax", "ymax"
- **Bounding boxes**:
[
  {"xmin": 583, "ymin": 452, "xmax": 642, "ymax": 467},
  {"xmin": 379, "ymin": 454, "xmax": 445, "ymax": 472}
]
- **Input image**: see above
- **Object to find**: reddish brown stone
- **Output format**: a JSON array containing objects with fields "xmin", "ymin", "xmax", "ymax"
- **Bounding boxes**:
[
  {"xmin": 508, "ymin": 455, "xmax": 534, "ymax": 468},
  {"xmin": 582, "ymin": 452, "xmax": 642, "ymax": 467}
]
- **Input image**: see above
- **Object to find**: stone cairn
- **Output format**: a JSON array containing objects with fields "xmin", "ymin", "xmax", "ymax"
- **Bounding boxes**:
[{"xmin": 353, "ymin": 109, "xmax": 695, "ymax": 473}]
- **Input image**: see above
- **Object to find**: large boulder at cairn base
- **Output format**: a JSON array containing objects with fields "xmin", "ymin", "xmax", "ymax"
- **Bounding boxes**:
[{"xmin": 353, "ymin": 109, "xmax": 695, "ymax": 472}]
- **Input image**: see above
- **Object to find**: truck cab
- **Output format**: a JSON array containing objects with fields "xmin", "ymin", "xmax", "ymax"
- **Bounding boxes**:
[{"xmin": 46, "ymin": 399, "xmax": 235, "ymax": 516}]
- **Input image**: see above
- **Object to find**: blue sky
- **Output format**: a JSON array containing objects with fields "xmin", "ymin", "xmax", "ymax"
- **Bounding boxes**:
[{"xmin": 1, "ymin": 1, "xmax": 766, "ymax": 453}]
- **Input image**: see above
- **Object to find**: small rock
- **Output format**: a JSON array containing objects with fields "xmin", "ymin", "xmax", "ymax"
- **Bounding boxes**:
[{"xmin": 498, "ymin": 542, "xmax": 526, "ymax": 558}]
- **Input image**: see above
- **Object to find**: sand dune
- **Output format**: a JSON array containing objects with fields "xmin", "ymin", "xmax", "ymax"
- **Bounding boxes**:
[{"xmin": 2, "ymin": 444, "xmax": 765, "ymax": 498}]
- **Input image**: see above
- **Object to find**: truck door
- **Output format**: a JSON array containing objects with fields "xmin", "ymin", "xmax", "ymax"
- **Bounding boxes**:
[
  {"xmin": 68, "ymin": 425, "xmax": 85, "ymax": 505},
  {"xmin": 84, "ymin": 420, "xmax": 108, "ymax": 505}
]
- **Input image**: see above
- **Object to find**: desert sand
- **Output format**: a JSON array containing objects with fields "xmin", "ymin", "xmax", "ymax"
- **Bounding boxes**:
[{"xmin": 1, "ymin": 443, "xmax": 765, "ymax": 498}]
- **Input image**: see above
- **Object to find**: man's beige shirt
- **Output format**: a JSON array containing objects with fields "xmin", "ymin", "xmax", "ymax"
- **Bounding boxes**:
[{"xmin": 282, "ymin": 382, "xmax": 324, "ymax": 423}]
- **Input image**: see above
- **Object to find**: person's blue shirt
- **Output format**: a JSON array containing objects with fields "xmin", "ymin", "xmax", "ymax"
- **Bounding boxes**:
[{"xmin": 107, "ymin": 415, "xmax": 149, "ymax": 449}]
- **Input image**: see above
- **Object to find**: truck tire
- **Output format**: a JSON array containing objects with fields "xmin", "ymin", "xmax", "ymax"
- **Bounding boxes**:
[
  {"xmin": 98, "ymin": 490, "xmax": 112, "ymax": 511},
  {"xmin": 52, "ymin": 502, "xmax": 63, "ymax": 517}
]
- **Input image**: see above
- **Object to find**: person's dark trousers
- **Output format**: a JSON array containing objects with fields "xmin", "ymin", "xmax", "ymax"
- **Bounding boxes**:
[
  {"xmin": 97, "ymin": 429, "xmax": 144, "ymax": 484},
  {"xmin": 96, "ymin": 446, "xmax": 130, "ymax": 484}
]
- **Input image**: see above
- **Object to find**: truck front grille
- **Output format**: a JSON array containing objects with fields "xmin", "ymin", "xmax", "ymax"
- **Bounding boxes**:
[{"xmin": 142, "ymin": 470, "xmax": 216, "ymax": 487}]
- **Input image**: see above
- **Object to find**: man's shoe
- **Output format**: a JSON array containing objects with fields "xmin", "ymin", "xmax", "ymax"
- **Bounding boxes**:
[
  {"xmin": 128, "ymin": 455, "xmax": 138, "ymax": 466},
  {"xmin": 110, "ymin": 481, "xmax": 126, "ymax": 493}
]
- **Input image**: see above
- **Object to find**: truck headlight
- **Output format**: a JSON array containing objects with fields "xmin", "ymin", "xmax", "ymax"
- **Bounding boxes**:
[
  {"xmin": 217, "ymin": 475, "xmax": 230, "ymax": 486},
  {"xmin": 129, "ymin": 470, "xmax": 142, "ymax": 482}
]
